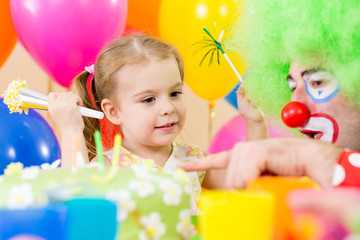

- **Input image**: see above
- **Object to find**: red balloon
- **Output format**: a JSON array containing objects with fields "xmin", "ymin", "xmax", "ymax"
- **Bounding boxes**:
[
  {"xmin": 281, "ymin": 101, "xmax": 310, "ymax": 128},
  {"xmin": 0, "ymin": 0, "xmax": 17, "ymax": 68}
]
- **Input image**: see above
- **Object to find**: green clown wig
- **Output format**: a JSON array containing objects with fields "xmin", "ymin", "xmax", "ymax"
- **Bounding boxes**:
[{"xmin": 228, "ymin": 0, "xmax": 360, "ymax": 120}]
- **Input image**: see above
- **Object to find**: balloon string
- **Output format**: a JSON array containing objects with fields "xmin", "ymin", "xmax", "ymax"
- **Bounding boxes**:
[
  {"xmin": 47, "ymin": 77, "xmax": 52, "ymax": 94},
  {"xmin": 47, "ymin": 77, "xmax": 53, "ymax": 128},
  {"xmin": 208, "ymin": 101, "xmax": 216, "ymax": 142}
]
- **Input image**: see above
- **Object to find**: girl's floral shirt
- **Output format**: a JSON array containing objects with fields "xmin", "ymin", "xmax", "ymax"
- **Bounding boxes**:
[{"xmin": 104, "ymin": 142, "xmax": 206, "ymax": 213}]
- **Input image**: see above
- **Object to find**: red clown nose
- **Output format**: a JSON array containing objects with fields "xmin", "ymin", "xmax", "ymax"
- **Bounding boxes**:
[{"xmin": 281, "ymin": 101, "xmax": 310, "ymax": 128}]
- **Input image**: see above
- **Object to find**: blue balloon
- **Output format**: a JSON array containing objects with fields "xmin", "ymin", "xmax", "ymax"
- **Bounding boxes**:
[
  {"xmin": 0, "ymin": 98, "xmax": 61, "ymax": 174},
  {"xmin": 224, "ymin": 71, "xmax": 248, "ymax": 109},
  {"xmin": 224, "ymin": 82, "xmax": 240, "ymax": 109}
]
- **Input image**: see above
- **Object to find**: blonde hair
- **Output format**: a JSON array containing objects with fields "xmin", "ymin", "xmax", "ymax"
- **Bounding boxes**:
[{"xmin": 73, "ymin": 34, "xmax": 184, "ymax": 160}]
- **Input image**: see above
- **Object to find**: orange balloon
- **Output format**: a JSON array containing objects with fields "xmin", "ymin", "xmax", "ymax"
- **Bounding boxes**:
[
  {"xmin": 126, "ymin": 0, "xmax": 162, "ymax": 36},
  {"xmin": 121, "ymin": 26, "xmax": 145, "ymax": 37},
  {"xmin": 0, "ymin": 0, "xmax": 17, "ymax": 68}
]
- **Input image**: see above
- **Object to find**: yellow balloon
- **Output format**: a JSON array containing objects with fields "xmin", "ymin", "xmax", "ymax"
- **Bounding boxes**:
[{"xmin": 159, "ymin": 0, "xmax": 246, "ymax": 101}]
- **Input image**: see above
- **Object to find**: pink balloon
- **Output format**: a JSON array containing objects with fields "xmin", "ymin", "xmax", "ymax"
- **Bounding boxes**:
[
  {"xmin": 208, "ymin": 115, "xmax": 289, "ymax": 154},
  {"xmin": 10, "ymin": 0, "xmax": 128, "ymax": 88}
]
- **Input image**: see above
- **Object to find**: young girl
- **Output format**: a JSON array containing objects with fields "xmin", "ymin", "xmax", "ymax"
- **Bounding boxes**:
[{"xmin": 48, "ymin": 34, "xmax": 267, "ymax": 212}]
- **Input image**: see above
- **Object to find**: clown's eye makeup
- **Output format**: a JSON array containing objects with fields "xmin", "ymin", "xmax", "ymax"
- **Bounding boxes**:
[
  {"xmin": 309, "ymin": 80, "xmax": 326, "ymax": 88},
  {"xmin": 304, "ymin": 72, "xmax": 333, "ymax": 89},
  {"xmin": 303, "ymin": 71, "xmax": 340, "ymax": 103},
  {"xmin": 287, "ymin": 78, "xmax": 297, "ymax": 91}
]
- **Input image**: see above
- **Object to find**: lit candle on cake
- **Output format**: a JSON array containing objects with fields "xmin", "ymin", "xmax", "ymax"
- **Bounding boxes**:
[
  {"xmin": 72, "ymin": 133, "xmax": 79, "ymax": 171},
  {"xmin": 94, "ymin": 130, "xmax": 105, "ymax": 169},
  {"xmin": 112, "ymin": 134, "xmax": 122, "ymax": 168}
]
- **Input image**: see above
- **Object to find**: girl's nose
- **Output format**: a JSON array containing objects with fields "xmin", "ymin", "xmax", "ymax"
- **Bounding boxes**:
[
  {"xmin": 281, "ymin": 101, "xmax": 310, "ymax": 128},
  {"xmin": 160, "ymin": 99, "xmax": 175, "ymax": 116}
]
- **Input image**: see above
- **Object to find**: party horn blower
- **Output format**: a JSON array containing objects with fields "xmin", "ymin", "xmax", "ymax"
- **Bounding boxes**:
[
  {"xmin": 2, "ymin": 79, "xmax": 104, "ymax": 119},
  {"xmin": 195, "ymin": 27, "xmax": 265, "ymax": 117},
  {"xmin": 199, "ymin": 190, "xmax": 275, "ymax": 240},
  {"xmin": 72, "ymin": 133, "xmax": 85, "ymax": 171},
  {"xmin": 193, "ymin": 27, "xmax": 243, "ymax": 83}
]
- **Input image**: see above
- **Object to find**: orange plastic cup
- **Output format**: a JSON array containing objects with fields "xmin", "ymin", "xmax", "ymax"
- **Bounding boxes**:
[{"xmin": 247, "ymin": 176, "xmax": 319, "ymax": 240}]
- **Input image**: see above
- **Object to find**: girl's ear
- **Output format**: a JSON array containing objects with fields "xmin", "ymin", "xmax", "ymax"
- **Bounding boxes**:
[{"xmin": 101, "ymin": 99, "xmax": 122, "ymax": 125}]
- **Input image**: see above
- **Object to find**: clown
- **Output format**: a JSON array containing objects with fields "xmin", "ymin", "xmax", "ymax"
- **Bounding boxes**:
[
  {"xmin": 181, "ymin": 0, "xmax": 360, "ymax": 189},
  {"xmin": 232, "ymin": 0, "xmax": 360, "ymax": 152}
]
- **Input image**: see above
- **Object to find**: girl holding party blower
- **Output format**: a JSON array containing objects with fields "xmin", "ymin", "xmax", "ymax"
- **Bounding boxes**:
[{"xmin": 47, "ymin": 34, "xmax": 265, "ymax": 212}]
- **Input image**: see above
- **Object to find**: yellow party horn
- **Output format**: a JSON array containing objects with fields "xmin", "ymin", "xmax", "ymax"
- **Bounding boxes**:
[{"xmin": 2, "ymin": 79, "xmax": 104, "ymax": 119}]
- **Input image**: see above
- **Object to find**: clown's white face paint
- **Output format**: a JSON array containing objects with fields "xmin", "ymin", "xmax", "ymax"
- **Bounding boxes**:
[
  {"xmin": 300, "ymin": 113, "xmax": 338, "ymax": 143},
  {"xmin": 287, "ymin": 62, "xmax": 360, "ymax": 151},
  {"xmin": 304, "ymin": 71, "xmax": 340, "ymax": 103}
]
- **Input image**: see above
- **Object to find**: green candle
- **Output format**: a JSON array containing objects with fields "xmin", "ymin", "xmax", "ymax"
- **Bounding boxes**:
[{"xmin": 94, "ymin": 130, "xmax": 104, "ymax": 168}]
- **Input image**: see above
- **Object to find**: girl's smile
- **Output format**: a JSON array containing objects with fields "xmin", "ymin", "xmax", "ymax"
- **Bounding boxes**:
[{"xmin": 155, "ymin": 121, "xmax": 178, "ymax": 131}]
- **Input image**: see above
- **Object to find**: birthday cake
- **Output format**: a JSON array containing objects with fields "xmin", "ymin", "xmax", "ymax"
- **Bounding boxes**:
[{"xmin": 0, "ymin": 162, "xmax": 195, "ymax": 239}]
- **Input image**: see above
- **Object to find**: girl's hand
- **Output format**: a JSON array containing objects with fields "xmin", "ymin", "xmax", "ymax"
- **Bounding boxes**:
[
  {"xmin": 48, "ymin": 92, "xmax": 84, "ymax": 134},
  {"xmin": 48, "ymin": 92, "xmax": 89, "ymax": 168},
  {"xmin": 237, "ymin": 85, "xmax": 264, "ymax": 123}
]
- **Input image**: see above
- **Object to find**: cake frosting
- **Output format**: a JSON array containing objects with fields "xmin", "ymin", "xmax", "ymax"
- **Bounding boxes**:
[{"xmin": 0, "ymin": 163, "xmax": 195, "ymax": 239}]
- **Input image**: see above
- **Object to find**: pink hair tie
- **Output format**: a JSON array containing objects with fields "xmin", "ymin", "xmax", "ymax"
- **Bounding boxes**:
[
  {"xmin": 85, "ymin": 64, "xmax": 97, "ymax": 109},
  {"xmin": 85, "ymin": 64, "xmax": 95, "ymax": 76},
  {"xmin": 85, "ymin": 64, "xmax": 95, "ymax": 85}
]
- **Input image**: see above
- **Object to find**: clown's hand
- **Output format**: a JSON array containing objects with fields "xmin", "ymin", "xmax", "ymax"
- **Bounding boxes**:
[
  {"xmin": 179, "ymin": 138, "xmax": 342, "ymax": 189},
  {"xmin": 237, "ymin": 85, "xmax": 264, "ymax": 123},
  {"xmin": 236, "ymin": 86, "xmax": 269, "ymax": 140}
]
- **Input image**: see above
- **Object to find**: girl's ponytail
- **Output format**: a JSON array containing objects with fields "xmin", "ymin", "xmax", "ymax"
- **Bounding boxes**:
[{"xmin": 72, "ymin": 69, "xmax": 100, "ymax": 160}]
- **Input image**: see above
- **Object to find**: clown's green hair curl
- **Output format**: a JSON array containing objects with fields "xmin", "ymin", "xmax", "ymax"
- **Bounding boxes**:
[{"xmin": 227, "ymin": 0, "xmax": 360, "ymax": 119}]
